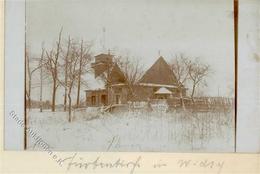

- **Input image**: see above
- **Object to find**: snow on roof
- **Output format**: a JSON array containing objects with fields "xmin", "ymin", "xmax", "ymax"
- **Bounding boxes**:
[
  {"xmin": 84, "ymin": 73, "xmax": 106, "ymax": 90},
  {"xmin": 139, "ymin": 83, "xmax": 178, "ymax": 88},
  {"xmin": 154, "ymin": 87, "xmax": 172, "ymax": 94}
]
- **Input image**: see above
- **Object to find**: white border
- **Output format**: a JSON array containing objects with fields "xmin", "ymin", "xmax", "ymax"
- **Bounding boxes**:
[
  {"xmin": 4, "ymin": 0, "xmax": 260, "ymax": 152},
  {"xmin": 236, "ymin": 0, "xmax": 260, "ymax": 152},
  {"xmin": 4, "ymin": 0, "xmax": 25, "ymax": 150}
]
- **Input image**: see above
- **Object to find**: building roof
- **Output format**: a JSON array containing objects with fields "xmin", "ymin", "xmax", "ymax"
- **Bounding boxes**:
[
  {"xmin": 84, "ymin": 73, "xmax": 106, "ymax": 90},
  {"xmin": 109, "ymin": 63, "xmax": 126, "ymax": 84},
  {"xmin": 154, "ymin": 87, "xmax": 172, "ymax": 94},
  {"xmin": 139, "ymin": 56, "xmax": 178, "ymax": 86},
  {"xmin": 92, "ymin": 53, "xmax": 113, "ymax": 78},
  {"xmin": 92, "ymin": 52, "xmax": 126, "ymax": 84},
  {"xmin": 94, "ymin": 53, "xmax": 114, "ymax": 58},
  {"xmin": 139, "ymin": 83, "xmax": 178, "ymax": 88}
]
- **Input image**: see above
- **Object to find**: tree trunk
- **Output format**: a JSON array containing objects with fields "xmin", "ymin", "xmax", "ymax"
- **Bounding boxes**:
[
  {"xmin": 52, "ymin": 28, "xmax": 62, "ymax": 112},
  {"xmin": 64, "ymin": 87, "xmax": 67, "ymax": 111},
  {"xmin": 191, "ymin": 84, "xmax": 196, "ymax": 103},
  {"xmin": 40, "ymin": 80, "xmax": 43, "ymax": 112},
  {"xmin": 68, "ymin": 94, "xmax": 72, "ymax": 122},
  {"xmin": 64, "ymin": 37, "xmax": 70, "ymax": 111},
  {"xmin": 52, "ymin": 78, "xmax": 57, "ymax": 112},
  {"xmin": 179, "ymin": 87, "xmax": 186, "ymax": 110},
  {"xmin": 68, "ymin": 87, "xmax": 72, "ymax": 122},
  {"xmin": 40, "ymin": 56, "xmax": 43, "ymax": 112},
  {"xmin": 76, "ymin": 40, "xmax": 83, "ymax": 108},
  {"xmin": 64, "ymin": 63, "xmax": 68, "ymax": 111},
  {"xmin": 76, "ymin": 75, "xmax": 81, "ymax": 108}
]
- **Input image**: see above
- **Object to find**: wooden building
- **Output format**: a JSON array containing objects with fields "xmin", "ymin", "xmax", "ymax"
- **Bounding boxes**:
[
  {"xmin": 137, "ymin": 56, "xmax": 186, "ymax": 100},
  {"xmin": 85, "ymin": 53, "xmax": 126, "ymax": 107},
  {"xmin": 85, "ymin": 54, "xmax": 186, "ymax": 107}
]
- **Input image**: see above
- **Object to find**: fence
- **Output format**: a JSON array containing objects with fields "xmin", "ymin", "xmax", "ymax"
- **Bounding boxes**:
[
  {"xmin": 73, "ymin": 97, "xmax": 234, "ymax": 116},
  {"xmin": 167, "ymin": 97, "xmax": 234, "ymax": 112}
]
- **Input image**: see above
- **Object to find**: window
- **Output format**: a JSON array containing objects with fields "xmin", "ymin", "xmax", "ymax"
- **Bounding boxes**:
[
  {"xmin": 115, "ymin": 95, "xmax": 121, "ymax": 104},
  {"xmin": 101, "ymin": 95, "xmax": 107, "ymax": 105},
  {"xmin": 91, "ymin": 96, "xmax": 96, "ymax": 105}
]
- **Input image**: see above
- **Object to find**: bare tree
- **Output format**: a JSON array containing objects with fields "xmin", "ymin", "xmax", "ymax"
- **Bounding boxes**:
[
  {"xmin": 75, "ymin": 40, "xmax": 92, "ymax": 108},
  {"xmin": 188, "ymin": 58, "xmax": 210, "ymax": 102},
  {"xmin": 116, "ymin": 56, "xmax": 144, "ymax": 101},
  {"xmin": 66, "ymin": 43, "xmax": 81, "ymax": 122},
  {"xmin": 97, "ymin": 61, "xmax": 115, "ymax": 88},
  {"xmin": 58, "ymin": 38, "xmax": 91, "ymax": 121},
  {"xmin": 94, "ymin": 54, "xmax": 143, "ymax": 101},
  {"xmin": 43, "ymin": 28, "xmax": 63, "ymax": 112},
  {"xmin": 25, "ymin": 48, "xmax": 42, "ymax": 109},
  {"xmin": 170, "ymin": 54, "xmax": 191, "ymax": 108},
  {"xmin": 62, "ymin": 36, "xmax": 71, "ymax": 111},
  {"xmin": 39, "ymin": 45, "xmax": 45, "ymax": 112}
]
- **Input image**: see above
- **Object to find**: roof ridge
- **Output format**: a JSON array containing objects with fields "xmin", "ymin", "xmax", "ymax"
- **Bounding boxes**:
[{"xmin": 139, "ymin": 56, "xmax": 178, "ymax": 86}]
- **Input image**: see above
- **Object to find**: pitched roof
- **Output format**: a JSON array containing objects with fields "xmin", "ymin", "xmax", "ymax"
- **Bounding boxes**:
[
  {"xmin": 92, "ymin": 53, "xmax": 126, "ymax": 84},
  {"xmin": 139, "ymin": 56, "xmax": 178, "ymax": 86},
  {"xmin": 84, "ymin": 63, "xmax": 125, "ymax": 91},
  {"xmin": 94, "ymin": 53, "xmax": 114, "ymax": 59},
  {"xmin": 109, "ymin": 63, "xmax": 126, "ymax": 84}
]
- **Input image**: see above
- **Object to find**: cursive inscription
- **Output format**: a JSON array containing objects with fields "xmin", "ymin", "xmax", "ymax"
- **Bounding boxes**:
[
  {"xmin": 58, "ymin": 153, "xmax": 141, "ymax": 174},
  {"xmin": 177, "ymin": 159, "xmax": 225, "ymax": 174}
]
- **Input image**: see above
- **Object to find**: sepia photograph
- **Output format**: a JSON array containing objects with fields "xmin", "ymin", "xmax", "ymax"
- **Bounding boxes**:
[
  {"xmin": 3, "ymin": 0, "xmax": 260, "ymax": 173},
  {"xmin": 22, "ymin": 0, "xmax": 237, "ymax": 152}
]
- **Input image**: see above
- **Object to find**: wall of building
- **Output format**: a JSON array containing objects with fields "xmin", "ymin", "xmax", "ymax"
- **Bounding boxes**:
[
  {"xmin": 85, "ymin": 85, "xmax": 187, "ymax": 107},
  {"xmin": 85, "ymin": 90, "xmax": 108, "ymax": 107},
  {"xmin": 132, "ymin": 86, "xmax": 185, "ymax": 100},
  {"xmin": 108, "ymin": 86, "xmax": 128, "ymax": 105}
]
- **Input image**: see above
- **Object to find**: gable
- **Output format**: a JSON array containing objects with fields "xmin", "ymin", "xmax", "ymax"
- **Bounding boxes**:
[
  {"xmin": 109, "ymin": 64, "xmax": 126, "ymax": 84},
  {"xmin": 139, "ymin": 56, "xmax": 178, "ymax": 86}
]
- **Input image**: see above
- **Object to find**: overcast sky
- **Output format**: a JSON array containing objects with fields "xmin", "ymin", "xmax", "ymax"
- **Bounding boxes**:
[{"xmin": 26, "ymin": 0, "xmax": 236, "ymax": 100}]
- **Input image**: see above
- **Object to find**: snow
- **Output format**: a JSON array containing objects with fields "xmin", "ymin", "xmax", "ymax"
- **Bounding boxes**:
[
  {"xmin": 139, "ymin": 83, "xmax": 178, "ymax": 88},
  {"xmin": 84, "ymin": 73, "xmax": 105, "ymax": 90},
  {"xmin": 28, "ymin": 109, "xmax": 235, "ymax": 152},
  {"xmin": 155, "ymin": 87, "xmax": 172, "ymax": 94}
]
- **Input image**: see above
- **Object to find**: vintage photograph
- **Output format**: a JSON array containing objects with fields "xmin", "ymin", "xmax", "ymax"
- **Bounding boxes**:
[{"xmin": 24, "ymin": 0, "xmax": 235, "ymax": 152}]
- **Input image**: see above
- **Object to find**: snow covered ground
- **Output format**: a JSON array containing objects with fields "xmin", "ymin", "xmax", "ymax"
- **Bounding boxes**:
[{"xmin": 28, "ymin": 109, "xmax": 235, "ymax": 152}]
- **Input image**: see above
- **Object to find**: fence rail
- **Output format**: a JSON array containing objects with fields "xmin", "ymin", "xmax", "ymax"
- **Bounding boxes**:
[{"xmin": 167, "ymin": 97, "xmax": 234, "ymax": 112}]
